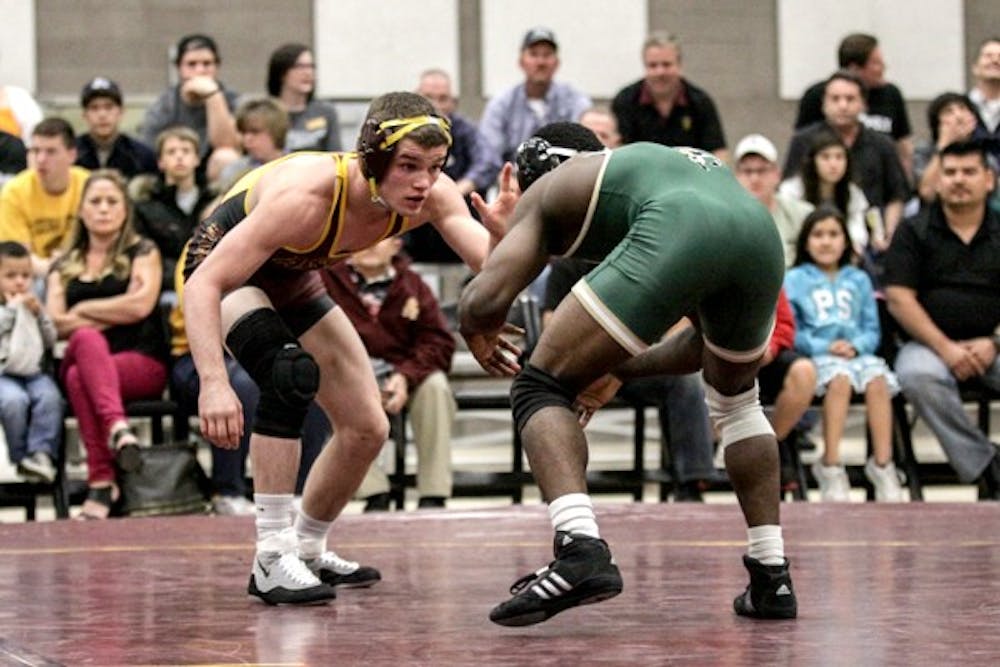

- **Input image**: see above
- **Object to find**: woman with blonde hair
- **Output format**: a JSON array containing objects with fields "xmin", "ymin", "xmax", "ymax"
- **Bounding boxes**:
[{"xmin": 47, "ymin": 169, "xmax": 168, "ymax": 519}]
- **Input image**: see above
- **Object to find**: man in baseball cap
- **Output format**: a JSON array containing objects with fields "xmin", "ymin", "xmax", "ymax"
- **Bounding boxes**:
[
  {"xmin": 733, "ymin": 133, "xmax": 813, "ymax": 267},
  {"xmin": 76, "ymin": 76, "xmax": 158, "ymax": 179},
  {"xmin": 522, "ymin": 26, "xmax": 558, "ymax": 51},
  {"xmin": 464, "ymin": 27, "xmax": 590, "ymax": 193},
  {"xmin": 80, "ymin": 77, "xmax": 123, "ymax": 108}
]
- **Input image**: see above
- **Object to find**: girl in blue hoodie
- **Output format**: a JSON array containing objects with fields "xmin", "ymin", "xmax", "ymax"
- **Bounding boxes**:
[{"xmin": 785, "ymin": 205, "xmax": 903, "ymax": 502}]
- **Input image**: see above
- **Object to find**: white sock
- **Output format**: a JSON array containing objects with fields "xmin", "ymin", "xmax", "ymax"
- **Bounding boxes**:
[
  {"xmin": 255, "ymin": 493, "xmax": 294, "ymax": 551},
  {"xmin": 294, "ymin": 509, "xmax": 333, "ymax": 560},
  {"xmin": 747, "ymin": 525, "xmax": 784, "ymax": 565},
  {"xmin": 548, "ymin": 493, "xmax": 599, "ymax": 539}
]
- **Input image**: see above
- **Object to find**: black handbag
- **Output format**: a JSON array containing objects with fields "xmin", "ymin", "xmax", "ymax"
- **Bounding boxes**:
[{"xmin": 118, "ymin": 442, "xmax": 210, "ymax": 517}]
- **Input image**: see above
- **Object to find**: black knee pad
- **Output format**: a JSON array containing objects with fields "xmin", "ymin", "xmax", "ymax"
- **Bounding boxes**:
[
  {"xmin": 225, "ymin": 308, "xmax": 319, "ymax": 439},
  {"xmin": 510, "ymin": 363, "xmax": 575, "ymax": 434}
]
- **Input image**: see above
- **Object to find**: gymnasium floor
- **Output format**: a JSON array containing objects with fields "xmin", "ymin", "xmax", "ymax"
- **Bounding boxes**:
[
  {"xmin": 2, "ymin": 388, "xmax": 998, "ymax": 664},
  {"xmin": 2, "ymin": 502, "xmax": 1000, "ymax": 666}
]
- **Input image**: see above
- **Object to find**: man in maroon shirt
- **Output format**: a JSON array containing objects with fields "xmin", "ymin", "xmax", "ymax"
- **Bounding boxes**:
[{"xmin": 322, "ymin": 237, "xmax": 456, "ymax": 509}]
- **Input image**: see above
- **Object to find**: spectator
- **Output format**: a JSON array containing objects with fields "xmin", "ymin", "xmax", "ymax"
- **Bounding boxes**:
[
  {"xmin": 0, "ymin": 118, "xmax": 89, "ymax": 281},
  {"xmin": 417, "ymin": 68, "xmax": 481, "ymax": 198},
  {"xmin": 912, "ymin": 92, "xmax": 997, "ymax": 208},
  {"xmin": 783, "ymin": 71, "xmax": 907, "ymax": 255},
  {"xmin": 579, "ymin": 107, "xmax": 621, "ymax": 149},
  {"xmin": 729, "ymin": 135, "xmax": 817, "ymax": 488},
  {"xmin": 141, "ymin": 33, "xmax": 241, "ymax": 184},
  {"xmin": 542, "ymin": 256, "xmax": 717, "ymax": 501},
  {"xmin": 75, "ymin": 77, "xmax": 158, "ymax": 180},
  {"xmin": 0, "ymin": 80, "xmax": 43, "ymax": 144},
  {"xmin": 46, "ymin": 170, "xmax": 169, "ymax": 519},
  {"xmin": 757, "ymin": 288, "xmax": 818, "ymax": 491},
  {"xmin": 132, "ymin": 126, "xmax": 216, "ymax": 295},
  {"xmin": 885, "ymin": 140, "xmax": 1000, "ymax": 498},
  {"xmin": 0, "ymin": 241, "xmax": 60, "ymax": 484},
  {"xmin": 611, "ymin": 31, "xmax": 727, "ymax": 161},
  {"xmin": 266, "ymin": 43, "xmax": 342, "ymax": 153},
  {"xmin": 217, "ymin": 97, "xmax": 289, "ymax": 189},
  {"xmin": 465, "ymin": 27, "xmax": 591, "ymax": 191},
  {"xmin": 785, "ymin": 206, "xmax": 902, "ymax": 502},
  {"xmin": 779, "ymin": 129, "xmax": 872, "ymax": 257},
  {"xmin": 0, "ymin": 129, "xmax": 27, "ymax": 191},
  {"xmin": 405, "ymin": 68, "xmax": 484, "ymax": 265},
  {"xmin": 733, "ymin": 133, "xmax": 814, "ymax": 266},
  {"xmin": 321, "ymin": 237, "xmax": 457, "ymax": 510},
  {"xmin": 169, "ymin": 257, "xmax": 330, "ymax": 514},
  {"xmin": 794, "ymin": 33, "xmax": 913, "ymax": 180},
  {"xmin": 968, "ymin": 37, "xmax": 1000, "ymax": 140}
]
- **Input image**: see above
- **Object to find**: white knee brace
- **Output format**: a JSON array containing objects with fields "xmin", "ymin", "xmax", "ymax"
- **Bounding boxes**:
[{"xmin": 702, "ymin": 380, "xmax": 774, "ymax": 449}]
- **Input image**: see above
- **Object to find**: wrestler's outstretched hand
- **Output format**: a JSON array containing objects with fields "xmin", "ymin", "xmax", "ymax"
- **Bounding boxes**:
[
  {"xmin": 472, "ymin": 163, "xmax": 519, "ymax": 241},
  {"xmin": 198, "ymin": 378, "xmax": 244, "ymax": 449},
  {"xmin": 462, "ymin": 321, "xmax": 524, "ymax": 377}
]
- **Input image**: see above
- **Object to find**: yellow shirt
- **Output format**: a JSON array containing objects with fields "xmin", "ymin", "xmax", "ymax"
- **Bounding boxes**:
[
  {"xmin": 169, "ymin": 248, "xmax": 189, "ymax": 358},
  {"xmin": 0, "ymin": 166, "xmax": 90, "ymax": 257}
]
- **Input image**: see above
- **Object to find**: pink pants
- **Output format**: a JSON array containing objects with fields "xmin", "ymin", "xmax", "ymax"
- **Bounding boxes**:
[{"xmin": 60, "ymin": 328, "xmax": 168, "ymax": 484}]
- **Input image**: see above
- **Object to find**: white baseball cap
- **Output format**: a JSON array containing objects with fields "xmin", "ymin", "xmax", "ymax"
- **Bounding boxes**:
[{"xmin": 734, "ymin": 134, "xmax": 778, "ymax": 163}]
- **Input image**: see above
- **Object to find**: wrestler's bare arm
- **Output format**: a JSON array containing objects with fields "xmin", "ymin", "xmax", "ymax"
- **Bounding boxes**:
[
  {"xmin": 459, "ymin": 187, "xmax": 551, "ymax": 334},
  {"xmin": 423, "ymin": 166, "xmax": 516, "ymax": 272},
  {"xmin": 460, "ymin": 157, "xmax": 601, "ymax": 333},
  {"xmin": 185, "ymin": 166, "xmax": 334, "ymax": 382}
]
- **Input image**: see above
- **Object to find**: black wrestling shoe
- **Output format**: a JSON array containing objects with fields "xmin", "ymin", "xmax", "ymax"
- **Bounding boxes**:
[
  {"xmin": 733, "ymin": 555, "xmax": 797, "ymax": 619},
  {"xmin": 489, "ymin": 532, "xmax": 623, "ymax": 627}
]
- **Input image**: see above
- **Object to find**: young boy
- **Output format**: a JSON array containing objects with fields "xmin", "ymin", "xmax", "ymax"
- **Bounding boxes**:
[
  {"xmin": 0, "ymin": 241, "xmax": 61, "ymax": 483},
  {"xmin": 132, "ymin": 126, "xmax": 217, "ymax": 295},
  {"xmin": 217, "ymin": 97, "xmax": 289, "ymax": 190}
]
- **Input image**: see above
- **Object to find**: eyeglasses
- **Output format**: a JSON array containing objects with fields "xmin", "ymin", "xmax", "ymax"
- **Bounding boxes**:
[{"xmin": 736, "ymin": 167, "xmax": 773, "ymax": 177}]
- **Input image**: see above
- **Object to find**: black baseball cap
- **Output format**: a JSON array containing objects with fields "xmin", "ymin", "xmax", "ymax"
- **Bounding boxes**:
[
  {"xmin": 174, "ymin": 33, "xmax": 220, "ymax": 65},
  {"xmin": 80, "ymin": 77, "xmax": 123, "ymax": 107},
  {"xmin": 522, "ymin": 27, "xmax": 558, "ymax": 50}
]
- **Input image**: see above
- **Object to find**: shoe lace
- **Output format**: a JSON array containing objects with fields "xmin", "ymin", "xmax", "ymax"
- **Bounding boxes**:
[
  {"xmin": 509, "ymin": 564, "xmax": 553, "ymax": 595},
  {"xmin": 278, "ymin": 553, "xmax": 321, "ymax": 587}
]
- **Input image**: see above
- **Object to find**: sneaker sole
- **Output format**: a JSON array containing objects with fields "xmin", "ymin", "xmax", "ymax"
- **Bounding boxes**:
[
  {"xmin": 489, "ymin": 576, "xmax": 623, "ymax": 627},
  {"xmin": 315, "ymin": 567, "xmax": 382, "ymax": 589},
  {"xmin": 247, "ymin": 575, "xmax": 336, "ymax": 606}
]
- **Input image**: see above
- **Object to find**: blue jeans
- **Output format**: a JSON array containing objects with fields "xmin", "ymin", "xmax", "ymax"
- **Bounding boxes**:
[
  {"xmin": 0, "ymin": 372, "xmax": 63, "ymax": 463},
  {"xmin": 618, "ymin": 373, "xmax": 716, "ymax": 483},
  {"xmin": 171, "ymin": 354, "xmax": 331, "ymax": 496},
  {"xmin": 894, "ymin": 341, "xmax": 1000, "ymax": 483}
]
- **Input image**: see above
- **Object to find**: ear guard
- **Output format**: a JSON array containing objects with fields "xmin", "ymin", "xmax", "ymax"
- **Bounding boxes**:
[
  {"xmin": 357, "ymin": 114, "xmax": 452, "ymax": 201},
  {"xmin": 514, "ymin": 136, "xmax": 578, "ymax": 192}
]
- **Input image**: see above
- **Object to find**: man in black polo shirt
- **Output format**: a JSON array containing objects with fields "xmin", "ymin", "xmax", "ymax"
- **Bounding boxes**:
[
  {"xmin": 611, "ymin": 31, "xmax": 727, "ymax": 161},
  {"xmin": 885, "ymin": 140, "xmax": 1000, "ymax": 497},
  {"xmin": 783, "ymin": 70, "xmax": 908, "ymax": 254},
  {"xmin": 794, "ymin": 33, "xmax": 913, "ymax": 180}
]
